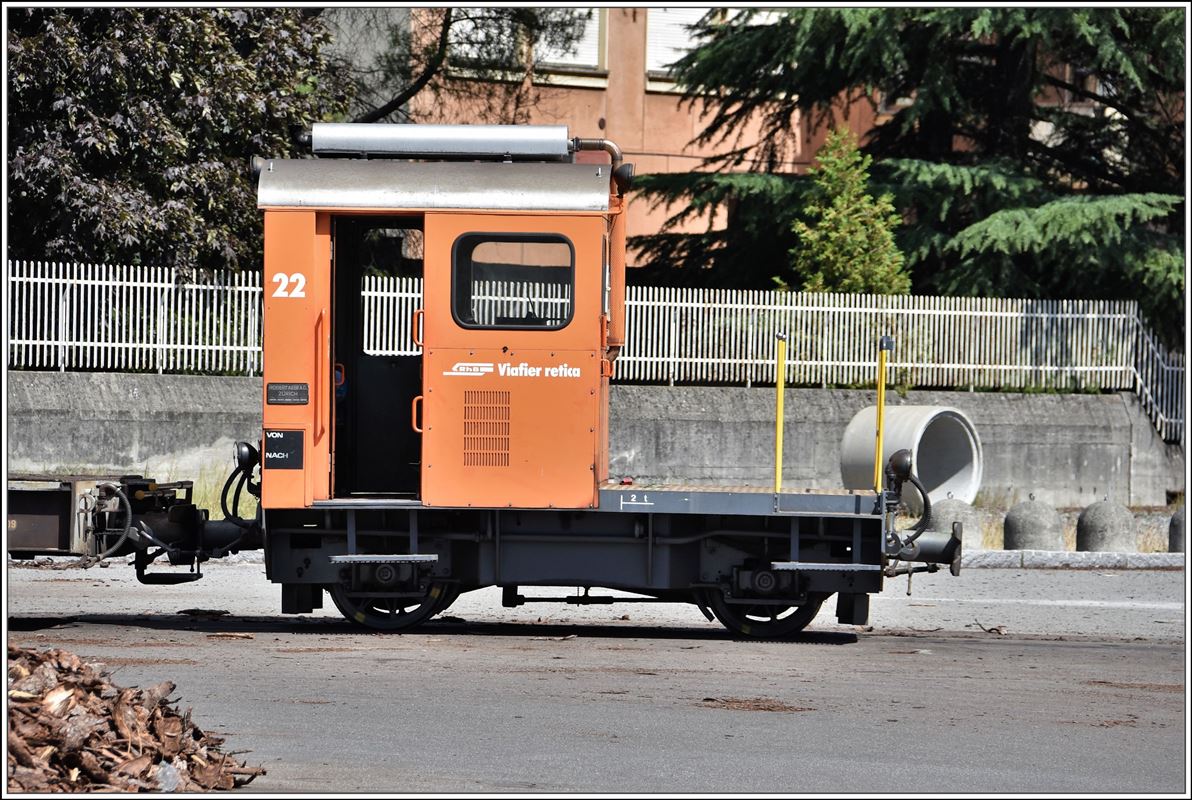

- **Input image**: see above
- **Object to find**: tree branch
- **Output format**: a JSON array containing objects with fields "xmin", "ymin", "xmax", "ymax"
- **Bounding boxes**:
[
  {"xmin": 353, "ymin": 8, "xmax": 453, "ymax": 124},
  {"xmin": 1041, "ymin": 72, "xmax": 1140, "ymax": 121},
  {"xmin": 1022, "ymin": 137, "xmax": 1132, "ymax": 192}
]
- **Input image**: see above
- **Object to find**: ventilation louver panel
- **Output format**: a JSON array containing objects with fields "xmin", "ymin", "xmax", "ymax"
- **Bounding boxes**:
[{"xmin": 463, "ymin": 390, "xmax": 510, "ymax": 467}]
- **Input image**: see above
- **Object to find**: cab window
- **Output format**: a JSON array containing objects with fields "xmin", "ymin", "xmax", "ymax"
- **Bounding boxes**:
[{"xmin": 451, "ymin": 233, "xmax": 574, "ymax": 330}]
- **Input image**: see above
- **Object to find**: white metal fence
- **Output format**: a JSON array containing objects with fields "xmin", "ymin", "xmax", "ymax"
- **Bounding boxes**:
[
  {"xmin": 621, "ymin": 287, "xmax": 1140, "ymax": 388},
  {"xmin": 361, "ymin": 275, "xmax": 420, "ymax": 356},
  {"xmin": 8, "ymin": 261, "xmax": 261, "ymax": 374},
  {"xmin": 8, "ymin": 261, "xmax": 1185, "ymax": 443},
  {"xmin": 617, "ymin": 286, "xmax": 1184, "ymax": 444},
  {"xmin": 1134, "ymin": 323, "xmax": 1186, "ymax": 444}
]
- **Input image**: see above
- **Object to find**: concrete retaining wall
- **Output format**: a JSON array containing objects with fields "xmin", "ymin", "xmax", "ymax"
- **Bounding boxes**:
[
  {"xmin": 612, "ymin": 386, "xmax": 1185, "ymax": 508},
  {"xmin": 6, "ymin": 372, "xmax": 260, "ymax": 485},
  {"xmin": 6, "ymin": 372, "xmax": 1184, "ymax": 507}
]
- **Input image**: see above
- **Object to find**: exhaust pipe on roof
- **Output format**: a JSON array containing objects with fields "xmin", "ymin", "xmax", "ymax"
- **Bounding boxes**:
[
  {"xmin": 571, "ymin": 137, "xmax": 634, "ymax": 195},
  {"xmin": 296, "ymin": 122, "xmax": 634, "ymax": 194},
  {"xmin": 308, "ymin": 122, "xmax": 574, "ymax": 161},
  {"xmin": 571, "ymin": 137, "xmax": 623, "ymax": 169}
]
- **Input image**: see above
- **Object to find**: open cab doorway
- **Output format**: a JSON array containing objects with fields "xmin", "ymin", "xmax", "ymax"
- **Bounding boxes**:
[{"xmin": 330, "ymin": 216, "xmax": 424, "ymax": 500}]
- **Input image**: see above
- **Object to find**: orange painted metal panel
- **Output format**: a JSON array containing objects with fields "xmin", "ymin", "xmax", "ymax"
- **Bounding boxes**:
[
  {"xmin": 261, "ymin": 211, "xmax": 332, "ymax": 509},
  {"xmin": 421, "ymin": 212, "xmax": 605, "ymax": 508},
  {"xmin": 422, "ymin": 348, "xmax": 601, "ymax": 508},
  {"xmin": 607, "ymin": 196, "xmax": 627, "ymax": 351},
  {"xmin": 597, "ymin": 373, "xmax": 611, "ymax": 485}
]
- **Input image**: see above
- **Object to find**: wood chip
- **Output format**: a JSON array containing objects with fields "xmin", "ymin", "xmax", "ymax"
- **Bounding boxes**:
[
  {"xmin": 975, "ymin": 620, "xmax": 1008, "ymax": 636},
  {"xmin": 6, "ymin": 644, "xmax": 265, "ymax": 792},
  {"xmin": 114, "ymin": 753, "xmax": 153, "ymax": 777},
  {"xmin": 41, "ymin": 685, "xmax": 75, "ymax": 717}
]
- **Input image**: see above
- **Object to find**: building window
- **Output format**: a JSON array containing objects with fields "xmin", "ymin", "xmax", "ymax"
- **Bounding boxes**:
[
  {"xmin": 452, "ymin": 233, "xmax": 575, "ymax": 330},
  {"xmin": 645, "ymin": 7, "xmax": 711, "ymax": 77},
  {"xmin": 645, "ymin": 8, "xmax": 778, "ymax": 92},
  {"xmin": 447, "ymin": 8, "xmax": 522, "ymax": 68},
  {"xmin": 448, "ymin": 8, "xmax": 605, "ymax": 77},
  {"xmin": 535, "ymin": 9, "xmax": 604, "ymax": 72}
]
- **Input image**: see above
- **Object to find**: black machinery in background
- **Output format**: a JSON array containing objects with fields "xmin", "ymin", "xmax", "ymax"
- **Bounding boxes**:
[{"xmin": 7, "ymin": 444, "xmax": 263, "ymax": 584}]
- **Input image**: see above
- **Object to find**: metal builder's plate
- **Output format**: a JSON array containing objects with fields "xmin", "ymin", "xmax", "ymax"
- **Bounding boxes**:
[{"xmin": 266, "ymin": 382, "xmax": 309, "ymax": 405}]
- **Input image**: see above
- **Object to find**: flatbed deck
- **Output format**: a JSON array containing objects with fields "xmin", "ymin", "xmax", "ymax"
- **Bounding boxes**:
[
  {"xmin": 599, "ymin": 482, "xmax": 870, "ymax": 495},
  {"xmin": 596, "ymin": 483, "xmax": 881, "ymax": 517},
  {"xmin": 309, "ymin": 484, "xmax": 882, "ymax": 517}
]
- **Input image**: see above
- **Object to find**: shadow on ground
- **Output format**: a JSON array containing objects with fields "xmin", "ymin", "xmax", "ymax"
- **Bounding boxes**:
[{"xmin": 7, "ymin": 613, "xmax": 860, "ymax": 645}]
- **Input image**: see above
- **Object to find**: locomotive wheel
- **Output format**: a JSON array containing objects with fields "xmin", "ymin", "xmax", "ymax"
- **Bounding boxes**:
[
  {"xmin": 330, "ymin": 581, "xmax": 454, "ymax": 632},
  {"xmin": 701, "ymin": 589, "xmax": 830, "ymax": 639}
]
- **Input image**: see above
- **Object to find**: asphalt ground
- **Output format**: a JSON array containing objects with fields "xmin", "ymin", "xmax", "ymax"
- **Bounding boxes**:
[
  {"xmin": 8, "ymin": 558, "xmax": 1185, "ymax": 641},
  {"xmin": 5, "ymin": 562, "xmax": 1188, "ymax": 794}
]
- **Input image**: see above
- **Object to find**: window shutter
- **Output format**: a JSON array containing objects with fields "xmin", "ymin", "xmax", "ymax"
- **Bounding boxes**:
[
  {"xmin": 535, "ymin": 10, "xmax": 601, "ymax": 69},
  {"xmin": 645, "ymin": 8, "xmax": 711, "ymax": 74},
  {"xmin": 448, "ymin": 8, "xmax": 518, "ymax": 66}
]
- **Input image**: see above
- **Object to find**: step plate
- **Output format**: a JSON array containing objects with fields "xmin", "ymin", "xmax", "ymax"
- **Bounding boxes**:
[
  {"xmin": 329, "ymin": 554, "xmax": 439, "ymax": 564},
  {"xmin": 770, "ymin": 561, "xmax": 882, "ymax": 571}
]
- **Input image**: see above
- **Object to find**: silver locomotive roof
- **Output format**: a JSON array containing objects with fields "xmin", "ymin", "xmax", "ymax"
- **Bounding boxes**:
[
  {"xmin": 310, "ymin": 122, "xmax": 572, "ymax": 161},
  {"xmin": 256, "ymin": 159, "xmax": 611, "ymax": 212}
]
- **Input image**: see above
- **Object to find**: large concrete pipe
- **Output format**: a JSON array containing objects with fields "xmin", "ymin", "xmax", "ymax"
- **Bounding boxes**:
[{"xmin": 840, "ymin": 406, "xmax": 983, "ymax": 512}]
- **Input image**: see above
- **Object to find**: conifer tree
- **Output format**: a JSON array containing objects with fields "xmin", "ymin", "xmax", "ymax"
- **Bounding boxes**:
[
  {"xmin": 631, "ymin": 8, "xmax": 1184, "ymax": 343},
  {"xmin": 788, "ymin": 129, "xmax": 910, "ymax": 294}
]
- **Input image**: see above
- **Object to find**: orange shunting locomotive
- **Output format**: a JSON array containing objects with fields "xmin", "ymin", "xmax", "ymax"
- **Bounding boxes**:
[{"xmin": 248, "ymin": 123, "xmax": 961, "ymax": 635}]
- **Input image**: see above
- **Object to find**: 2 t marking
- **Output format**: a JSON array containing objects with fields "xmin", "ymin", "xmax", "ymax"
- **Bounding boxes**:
[{"xmin": 619, "ymin": 493, "xmax": 654, "ymax": 510}]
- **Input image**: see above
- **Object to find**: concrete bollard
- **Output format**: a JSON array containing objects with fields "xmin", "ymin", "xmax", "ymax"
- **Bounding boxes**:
[
  {"xmin": 926, "ymin": 498, "xmax": 984, "ymax": 551},
  {"xmin": 1169, "ymin": 507, "xmax": 1185, "ymax": 553},
  {"xmin": 1004, "ymin": 500, "xmax": 1064, "ymax": 551},
  {"xmin": 1076, "ymin": 501, "xmax": 1136, "ymax": 553}
]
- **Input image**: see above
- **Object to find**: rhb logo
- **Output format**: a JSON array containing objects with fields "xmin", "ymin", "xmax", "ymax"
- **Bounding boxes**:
[{"xmin": 443, "ymin": 362, "xmax": 495, "ymax": 377}]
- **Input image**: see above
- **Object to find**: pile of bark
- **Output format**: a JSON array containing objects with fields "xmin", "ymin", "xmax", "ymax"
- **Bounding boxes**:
[{"xmin": 7, "ymin": 645, "xmax": 265, "ymax": 792}]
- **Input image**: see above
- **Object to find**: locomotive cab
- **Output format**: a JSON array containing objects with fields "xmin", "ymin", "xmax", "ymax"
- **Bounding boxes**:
[{"xmin": 257, "ymin": 125, "xmax": 627, "ymax": 512}]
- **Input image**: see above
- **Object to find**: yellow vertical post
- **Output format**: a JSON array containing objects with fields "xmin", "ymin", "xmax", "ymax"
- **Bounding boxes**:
[
  {"xmin": 873, "ymin": 335, "xmax": 894, "ymax": 493},
  {"xmin": 774, "ymin": 332, "xmax": 787, "ymax": 494}
]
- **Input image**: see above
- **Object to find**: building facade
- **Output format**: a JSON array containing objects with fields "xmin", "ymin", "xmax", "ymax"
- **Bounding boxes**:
[{"xmin": 405, "ymin": 8, "xmax": 880, "ymax": 264}]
